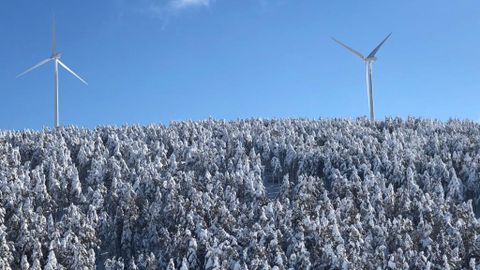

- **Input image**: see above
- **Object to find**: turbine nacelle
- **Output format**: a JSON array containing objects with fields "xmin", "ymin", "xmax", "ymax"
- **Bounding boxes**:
[{"xmin": 51, "ymin": 53, "xmax": 61, "ymax": 60}]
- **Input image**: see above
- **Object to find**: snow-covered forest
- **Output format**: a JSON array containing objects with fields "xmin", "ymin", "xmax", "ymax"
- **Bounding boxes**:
[{"xmin": 2, "ymin": 118, "xmax": 480, "ymax": 269}]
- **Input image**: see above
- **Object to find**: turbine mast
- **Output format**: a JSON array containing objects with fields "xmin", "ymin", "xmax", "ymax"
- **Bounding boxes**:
[
  {"xmin": 366, "ymin": 61, "xmax": 374, "ymax": 121},
  {"xmin": 54, "ymin": 59, "xmax": 59, "ymax": 128}
]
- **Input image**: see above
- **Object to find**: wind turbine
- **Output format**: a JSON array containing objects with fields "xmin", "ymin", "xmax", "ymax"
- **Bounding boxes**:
[
  {"xmin": 332, "ymin": 33, "xmax": 391, "ymax": 121},
  {"xmin": 17, "ymin": 18, "xmax": 87, "ymax": 128}
]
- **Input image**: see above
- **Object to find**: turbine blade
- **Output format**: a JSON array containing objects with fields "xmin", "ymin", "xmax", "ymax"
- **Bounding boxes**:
[
  {"xmin": 17, "ymin": 58, "xmax": 52, "ymax": 78},
  {"xmin": 58, "ymin": 60, "xmax": 88, "ymax": 85},
  {"xmin": 52, "ymin": 16, "xmax": 56, "ymax": 55},
  {"xmin": 332, "ymin": 37, "xmax": 365, "ymax": 60},
  {"xmin": 367, "ymin": 33, "xmax": 392, "ymax": 59}
]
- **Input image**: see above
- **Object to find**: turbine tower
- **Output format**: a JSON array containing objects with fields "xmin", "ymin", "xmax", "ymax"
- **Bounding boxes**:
[
  {"xmin": 332, "ymin": 33, "xmax": 391, "ymax": 121},
  {"xmin": 17, "ymin": 18, "xmax": 88, "ymax": 128}
]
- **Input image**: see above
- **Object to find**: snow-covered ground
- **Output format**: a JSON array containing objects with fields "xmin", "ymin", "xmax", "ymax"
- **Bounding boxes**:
[{"xmin": 1, "ymin": 117, "xmax": 480, "ymax": 269}]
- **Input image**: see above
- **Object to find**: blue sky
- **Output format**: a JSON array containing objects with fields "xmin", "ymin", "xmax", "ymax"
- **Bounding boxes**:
[{"xmin": 1, "ymin": 1, "xmax": 480, "ymax": 130}]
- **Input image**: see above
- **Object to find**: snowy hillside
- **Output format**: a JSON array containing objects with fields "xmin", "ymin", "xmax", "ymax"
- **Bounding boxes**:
[{"xmin": 2, "ymin": 118, "xmax": 480, "ymax": 269}]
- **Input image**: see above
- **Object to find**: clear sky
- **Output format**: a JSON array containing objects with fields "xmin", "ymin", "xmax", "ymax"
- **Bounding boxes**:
[{"xmin": 1, "ymin": 1, "xmax": 480, "ymax": 130}]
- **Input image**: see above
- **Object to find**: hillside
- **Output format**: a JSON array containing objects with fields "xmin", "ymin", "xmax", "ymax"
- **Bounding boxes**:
[{"xmin": 1, "ymin": 118, "xmax": 480, "ymax": 269}]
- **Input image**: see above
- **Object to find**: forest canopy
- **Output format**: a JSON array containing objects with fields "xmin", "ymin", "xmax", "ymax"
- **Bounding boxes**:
[{"xmin": 1, "ymin": 118, "xmax": 480, "ymax": 269}]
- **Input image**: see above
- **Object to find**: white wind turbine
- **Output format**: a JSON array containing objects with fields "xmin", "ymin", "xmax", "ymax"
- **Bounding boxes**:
[
  {"xmin": 332, "ymin": 33, "xmax": 391, "ymax": 121},
  {"xmin": 17, "ymin": 18, "xmax": 88, "ymax": 128}
]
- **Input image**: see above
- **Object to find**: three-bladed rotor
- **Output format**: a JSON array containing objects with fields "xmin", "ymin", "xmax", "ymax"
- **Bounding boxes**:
[
  {"xmin": 332, "ymin": 33, "xmax": 391, "ymax": 63},
  {"xmin": 17, "ymin": 17, "xmax": 87, "ymax": 128}
]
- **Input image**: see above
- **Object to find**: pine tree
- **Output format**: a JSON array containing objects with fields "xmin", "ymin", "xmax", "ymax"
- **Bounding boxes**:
[{"xmin": 44, "ymin": 248, "xmax": 59, "ymax": 270}]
